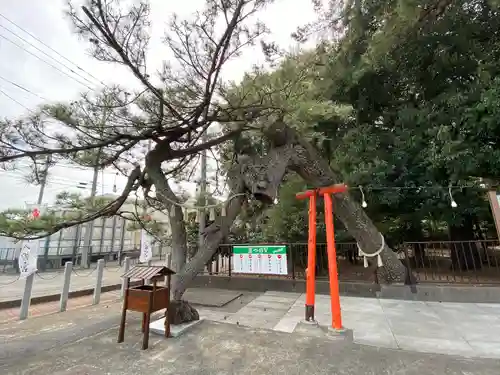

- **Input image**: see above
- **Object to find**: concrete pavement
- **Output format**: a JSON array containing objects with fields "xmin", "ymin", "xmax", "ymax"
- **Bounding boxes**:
[
  {"xmin": 191, "ymin": 291, "xmax": 500, "ymax": 359},
  {"xmin": 1, "ymin": 300, "xmax": 499, "ymax": 375},
  {"xmin": 0, "ymin": 285, "xmax": 244, "ymax": 323},
  {"xmin": 2, "ymin": 271, "xmax": 500, "ymax": 364},
  {"xmin": 0, "ymin": 289, "xmax": 121, "ymax": 323}
]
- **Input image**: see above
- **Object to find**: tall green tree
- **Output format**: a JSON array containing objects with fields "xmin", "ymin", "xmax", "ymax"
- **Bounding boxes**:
[{"xmin": 311, "ymin": 0, "xmax": 500, "ymax": 268}]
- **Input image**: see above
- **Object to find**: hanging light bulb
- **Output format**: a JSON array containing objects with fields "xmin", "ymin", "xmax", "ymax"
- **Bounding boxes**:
[
  {"xmin": 448, "ymin": 186, "xmax": 458, "ymax": 208},
  {"xmin": 359, "ymin": 185, "xmax": 368, "ymax": 208},
  {"xmin": 209, "ymin": 207, "xmax": 216, "ymax": 221},
  {"xmin": 273, "ymin": 197, "xmax": 279, "ymax": 205}
]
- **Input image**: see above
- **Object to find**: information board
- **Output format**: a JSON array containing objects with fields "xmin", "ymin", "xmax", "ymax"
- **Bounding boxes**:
[{"xmin": 232, "ymin": 245, "xmax": 288, "ymax": 275}]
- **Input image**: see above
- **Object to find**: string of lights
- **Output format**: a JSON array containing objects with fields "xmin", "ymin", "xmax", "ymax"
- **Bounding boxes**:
[
  {"xmin": 139, "ymin": 192, "xmax": 248, "ymax": 223},
  {"xmin": 152, "ymin": 182, "xmax": 485, "ymax": 222},
  {"xmin": 355, "ymin": 185, "xmax": 484, "ymax": 191},
  {"xmin": 351, "ymin": 184, "xmax": 484, "ymax": 209}
]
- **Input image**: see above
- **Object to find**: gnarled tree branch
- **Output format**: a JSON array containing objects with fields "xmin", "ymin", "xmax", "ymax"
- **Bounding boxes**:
[
  {"xmin": 171, "ymin": 144, "xmax": 291, "ymax": 300},
  {"xmin": 265, "ymin": 120, "xmax": 410, "ymax": 283}
]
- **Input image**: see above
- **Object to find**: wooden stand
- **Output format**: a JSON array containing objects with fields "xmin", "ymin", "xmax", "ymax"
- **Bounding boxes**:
[{"xmin": 118, "ymin": 265, "xmax": 175, "ymax": 350}]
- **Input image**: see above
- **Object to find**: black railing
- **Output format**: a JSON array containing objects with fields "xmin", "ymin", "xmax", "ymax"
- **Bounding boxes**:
[
  {"xmin": 6, "ymin": 240, "xmax": 499, "ymax": 284},
  {"xmin": 399, "ymin": 240, "xmax": 500, "ymax": 284}
]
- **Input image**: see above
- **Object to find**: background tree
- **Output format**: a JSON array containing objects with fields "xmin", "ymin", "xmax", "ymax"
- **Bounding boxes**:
[
  {"xmin": 229, "ymin": 0, "xmax": 500, "ymax": 276},
  {"xmin": 308, "ymin": 0, "xmax": 500, "ymax": 269}
]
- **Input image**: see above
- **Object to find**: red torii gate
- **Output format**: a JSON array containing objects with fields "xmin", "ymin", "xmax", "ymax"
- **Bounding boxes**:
[{"xmin": 295, "ymin": 184, "xmax": 347, "ymax": 331}]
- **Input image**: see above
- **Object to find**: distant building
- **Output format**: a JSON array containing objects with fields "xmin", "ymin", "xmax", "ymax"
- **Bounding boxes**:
[{"xmin": 0, "ymin": 194, "xmax": 171, "ymax": 269}]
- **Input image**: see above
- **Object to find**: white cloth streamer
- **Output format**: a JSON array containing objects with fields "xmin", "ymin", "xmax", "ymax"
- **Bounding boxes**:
[
  {"xmin": 19, "ymin": 240, "xmax": 39, "ymax": 278},
  {"xmin": 139, "ymin": 229, "xmax": 153, "ymax": 263}
]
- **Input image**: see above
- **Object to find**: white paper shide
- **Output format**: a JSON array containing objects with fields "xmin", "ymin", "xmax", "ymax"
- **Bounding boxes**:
[
  {"xmin": 139, "ymin": 229, "xmax": 153, "ymax": 263},
  {"xmin": 18, "ymin": 240, "xmax": 39, "ymax": 278}
]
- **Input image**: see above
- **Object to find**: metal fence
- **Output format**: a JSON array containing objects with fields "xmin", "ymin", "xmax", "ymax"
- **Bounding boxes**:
[
  {"xmin": 198, "ymin": 240, "xmax": 500, "ymax": 285},
  {"xmin": 0, "ymin": 243, "xmax": 167, "ymax": 273},
  {"xmin": 9, "ymin": 239, "xmax": 498, "ymax": 283},
  {"xmin": 398, "ymin": 240, "xmax": 500, "ymax": 284}
]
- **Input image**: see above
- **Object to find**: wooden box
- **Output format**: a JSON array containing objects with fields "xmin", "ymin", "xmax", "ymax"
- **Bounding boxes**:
[
  {"xmin": 127, "ymin": 285, "xmax": 170, "ymax": 313},
  {"xmin": 118, "ymin": 265, "xmax": 175, "ymax": 350}
]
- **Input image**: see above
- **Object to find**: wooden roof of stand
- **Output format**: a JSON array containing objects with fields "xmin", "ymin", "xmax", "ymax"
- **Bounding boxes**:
[{"xmin": 122, "ymin": 265, "xmax": 176, "ymax": 280}]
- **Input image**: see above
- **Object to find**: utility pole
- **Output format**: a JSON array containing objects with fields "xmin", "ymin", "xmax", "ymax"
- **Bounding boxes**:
[
  {"xmin": 37, "ymin": 158, "xmax": 50, "ymax": 205},
  {"xmin": 143, "ymin": 140, "xmax": 152, "ymax": 217},
  {"xmin": 198, "ymin": 134, "xmax": 208, "ymax": 249},
  {"xmin": 81, "ymin": 153, "xmax": 99, "ymax": 268},
  {"xmin": 80, "ymin": 97, "xmax": 112, "ymax": 268},
  {"xmin": 20, "ymin": 156, "xmax": 50, "ymax": 319},
  {"xmin": 39, "ymin": 156, "xmax": 51, "ymax": 270}
]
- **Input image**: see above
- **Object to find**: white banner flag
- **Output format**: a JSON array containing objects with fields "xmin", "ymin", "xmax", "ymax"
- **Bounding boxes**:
[
  {"xmin": 139, "ymin": 229, "xmax": 152, "ymax": 263},
  {"xmin": 19, "ymin": 240, "xmax": 39, "ymax": 278}
]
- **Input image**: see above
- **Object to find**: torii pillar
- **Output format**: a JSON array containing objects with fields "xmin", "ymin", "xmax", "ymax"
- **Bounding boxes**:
[{"xmin": 296, "ymin": 184, "xmax": 348, "ymax": 331}]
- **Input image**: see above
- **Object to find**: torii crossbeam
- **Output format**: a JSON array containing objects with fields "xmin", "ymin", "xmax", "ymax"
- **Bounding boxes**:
[{"xmin": 296, "ymin": 184, "xmax": 348, "ymax": 331}]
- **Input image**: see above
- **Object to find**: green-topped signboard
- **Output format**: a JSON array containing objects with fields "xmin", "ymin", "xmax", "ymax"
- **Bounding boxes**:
[{"xmin": 232, "ymin": 245, "xmax": 288, "ymax": 275}]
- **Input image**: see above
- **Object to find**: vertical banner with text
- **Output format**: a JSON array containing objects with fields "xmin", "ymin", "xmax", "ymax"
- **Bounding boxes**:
[
  {"xmin": 140, "ymin": 229, "xmax": 153, "ymax": 263},
  {"xmin": 19, "ymin": 204, "xmax": 43, "ymax": 278},
  {"xmin": 19, "ymin": 240, "xmax": 39, "ymax": 278}
]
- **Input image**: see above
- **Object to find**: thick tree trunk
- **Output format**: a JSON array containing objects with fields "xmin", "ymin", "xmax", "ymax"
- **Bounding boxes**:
[
  {"xmin": 147, "ymin": 120, "xmax": 412, "ymax": 325},
  {"xmin": 158, "ymin": 146, "xmax": 291, "ymax": 323},
  {"xmin": 265, "ymin": 121, "xmax": 411, "ymax": 284},
  {"xmin": 147, "ymin": 163, "xmax": 188, "ymax": 275},
  {"xmin": 167, "ymin": 300, "xmax": 200, "ymax": 325}
]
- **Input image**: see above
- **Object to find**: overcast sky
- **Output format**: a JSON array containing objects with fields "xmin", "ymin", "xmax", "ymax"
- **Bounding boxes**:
[{"xmin": 0, "ymin": 0, "xmax": 318, "ymax": 211}]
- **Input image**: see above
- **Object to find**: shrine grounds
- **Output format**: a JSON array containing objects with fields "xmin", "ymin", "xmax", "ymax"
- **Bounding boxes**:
[{"xmin": 2, "ymin": 290, "xmax": 500, "ymax": 375}]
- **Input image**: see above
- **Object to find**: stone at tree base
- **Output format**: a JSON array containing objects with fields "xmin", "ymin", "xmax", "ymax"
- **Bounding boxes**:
[
  {"xmin": 168, "ymin": 300, "xmax": 200, "ymax": 325},
  {"xmin": 150, "ymin": 317, "xmax": 204, "ymax": 338}
]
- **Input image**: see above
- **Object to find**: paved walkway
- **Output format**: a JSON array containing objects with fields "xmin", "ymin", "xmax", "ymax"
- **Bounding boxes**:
[
  {"xmin": 0, "ymin": 259, "xmax": 167, "ymax": 303},
  {"xmin": 2, "ymin": 301, "xmax": 499, "ymax": 375},
  {"xmin": 0, "ymin": 290, "xmax": 121, "ymax": 323},
  {"xmin": 2, "ymin": 268, "xmax": 500, "ymax": 361},
  {"xmin": 196, "ymin": 291, "xmax": 500, "ymax": 359},
  {"xmin": 1, "ymin": 288, "xmax": 500, "ymax": 373}
]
